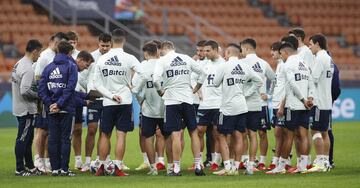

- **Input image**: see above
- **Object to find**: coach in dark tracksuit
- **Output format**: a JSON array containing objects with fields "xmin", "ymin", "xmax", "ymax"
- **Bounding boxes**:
[
  {"xmin": 38, "ymin": 41, "xmax": 78, "ymax": 176},
  {"xmin": 12, "ymin": 39, "xmax": 43, "ymax": 176},
  {"xmin": 329, "ymin": 61, "xmax": 341, "ymax": 168}
]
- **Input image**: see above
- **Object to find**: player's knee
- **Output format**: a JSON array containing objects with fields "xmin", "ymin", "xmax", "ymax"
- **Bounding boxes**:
[
  {"xmin": 73, "ymin": 128, "xmax": 82, "ymax": 136},
  {"xmin": 312, "ymin": 132, "xmax": 322, "ymax": 140}
]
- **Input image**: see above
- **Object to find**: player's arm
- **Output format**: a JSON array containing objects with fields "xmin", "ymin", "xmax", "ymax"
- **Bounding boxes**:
[
  {"xmin": 189, "ymin": 57, "xmax": 206, "ymax": 93},
  {"xmin": 311, "ymin": 57, "xmax": 323, "ymax": 84},
  {"xmin": 213, "ymin": 64, "xmax": 224, "ymax": 88},
  {"xmin": 20, "ymin": 65, "xmax": 38, "ymax": 100},
  {"xmin": 244, "ymin": 68, "xmax": 263, "ymax": 97},
  {"xmin": 34, "ymin": 55, "xmax": 46, "ymax": 81},
  {"xmin": 264, "ymin": 62, "xmax": 276, "ymax": 99},
  {"xmin": 38, "ymin": 67, "xmax": 52, "ymax": 107},
  {"xmin": 285, "ymin": 67, "xmax": 305, "ymax": 101},
  {"xmin": 56, "ymin": 64, "xmax": 78, "ymax": 109},
  {"xmin": 153, "ymin": 59, "xmax": 165, "ymax": 96}
]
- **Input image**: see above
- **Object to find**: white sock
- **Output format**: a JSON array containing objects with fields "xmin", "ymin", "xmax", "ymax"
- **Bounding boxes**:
[
  {"xmin": 194, "ymin": 157, "xmax": 201, "ymax": 170},
  {"xmin": 211, "ymin": 153, "xmax": 215, "ymax": 163},
  {"xmin": 113, "ymin": 160, "xmax": 123, "ymax": 169},
  {"xmin": 173, "ymin": 160, "xmax": 181, "ymax": 173},
  {"xmin": 45, "ymin": 158, "xmax": 50, "ymax": 164},
  {"xmin": 260, "ymin": 155, "xmax": 266, "ymax": 164},
  {"xmin": 158, "ymin": 157, "xmax": 165, "ymax": 164},
  {"xmin": 214, "ymin": 152, "xmax": 221, "ymax": 164},
  {"xmin": 155, "ymin": 152, "xmax": 159, "ymax": 163},
  {"xmin": 75, "ymin": 155, "xmax": 82, "ymax": 161},
  {"xmin": 296, "ymin": 157, "xmax": 301, "ymax": 167},
  {"xmin": 142, "ymin": 152, "xmax": 149, "ymax": 164},
  {"xmin": 234, "ymin": 161, "xmax": 240, "ymax": 170},
  {"xmin": 241, "ymin": 155, "xmax": 249, "ymax": 162},
  {"xmin": 308, "ymin": 155, "xmax": 312, "ymax": 165},
  {"xmin": 247, "ymin": 161, "xmax": 254, "ymax": 171},
  {"xmin": 167, "ymin": 163, "xmax": 173, "ymax": 171},
  {"xmin": 299, "ymin": 155, "xmax": 308, "ymax": 171},
  {"xmin": 199, "ymin": 152, "xmax": 203, "ymax": 163},
  {"xmin": 230, "ymin": 159, "xmax": 235, "ymax": 166},
  {"xmin": 271, "ymin": 156, "xmax": 279, "ymax": 165},
  {"xmin": 85, "ymin": 156, "xmax": 91, "ymax": 164},
  {"xmin": 277, "ymin": 157, "xmax": 286, "ymax": 170}
]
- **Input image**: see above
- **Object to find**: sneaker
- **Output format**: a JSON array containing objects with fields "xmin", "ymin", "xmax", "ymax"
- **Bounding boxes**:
[
  {"xmin": 80, "ymin": 163, "xmax": 90, "ymax": 172},
  {"xmin": 156, "ymin": 163, "xmax": 166, "ymax": 171},
  {"xmin": 266, "ymin": 167, "xmax": 286, "ymax": 174},
  {"xmin": 95, "ymin": 164, "xmax": 105, "ymax": 176},
  {"xmin": 257, "ymin": 163, "xmax": 266, "ymax": 170},
  {"xmin": 113, "ymin": 166, "xmax": 129, "ymax": 176},
  {"xmin": 304, "ymin": 164, "xmax": 326, "ymax": 173},
  {"xmin": 267, "ymin": 164, "xmax": 276, "ymax": 170},
  {"xmin": 122, "ymin": 163, "xmax": 130, "ymax": 171},
  {"xmin": 285, "ymin": 164, "xmax": 292, "ymax": 170},
  {"xmin": 239, "ymin": 162, "xmax": 246, "ymax": 169},
  {"xmin": 329, "ymin": 163, "xmax": 335, "ymax": 169},
  {"xmin": 147, "ymin": 169, "xmax": 158, "ymax": 176},
  {"xmin": 203, "ymin": 159, "xmax": 211, "ymax": 168},
  {"xmin": 29, "ymin": 168, "xmax": 45, "ymax": 176},
  {"xmin": 135, "ymin": 163, "xmax": 148, "ymax": 171},
  {"xmin": 75, "ymin": 160, "xmax": 83, "ymax": 170},
  {"xmin": 15, "ymin": 170, "xmax": 33, "ymax": 176},
  {"xmin": 51, "ymin": 169, "xmax": 60, "ymax": 176},
  {"xmin": 245, "ymin": 168, "xmax": 253, "ymax": 175},
  {"xmin": 213, "ymin": 169, "xmax": 233, "ymax": 176},
  {"xmin": 166, "ymin": 171, "xmax": 182, "ymax": 176},
  {"xmin": 306, "ymin": 164, "xmax": 313, "ymax": 170},
  {"xmin": 44, "ymin": 162, "xmax": 52, "ymax": 173},
  {"xmin": 60, "ymin": 170, "xmax": 76, "ymax": 177},
  {"xmin": 210, "ymin": 163, "xmax": 219, "ymax": 171},
  {"xmin": 287, "ymin": 166, "xmax": 298, "ymax": 173},
  {"xmin": 194, "ymin": 168, "xmax": 205, "ymax": 176}
]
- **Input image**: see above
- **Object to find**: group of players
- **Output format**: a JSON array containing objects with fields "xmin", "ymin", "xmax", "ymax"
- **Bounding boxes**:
[{"xmin": 12, "ymin": 27, "xmax": 340, "ymax": 177}]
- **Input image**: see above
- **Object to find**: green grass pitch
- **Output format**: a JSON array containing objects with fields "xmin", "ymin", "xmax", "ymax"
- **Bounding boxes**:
[{"xmin": 0, "ymin": 122, "xmax": 359, "ymax": 188}]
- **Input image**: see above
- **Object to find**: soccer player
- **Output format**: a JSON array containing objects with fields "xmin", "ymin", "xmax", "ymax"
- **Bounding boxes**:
[
  {"xmin": 33, "ymin": 32, "xmax": 68, "ymax": 172},
  {"xmin": 267, "ymin": 42, "xmax": 286, "ymax": 170},
  {"xmin": 267, "ymin": 42, "xmax": 314, "ymax": 174},
  {"xmin": 67, "ymin": 31, "xmax": 81, "ymax": 59},
  {"xmin": 213, "ymin": 43, "xmax": 262, "ymax": 176},
  {"xmin": 289, "ymin": 28, "xmax": 315, "ymax": 168},
  {"xmin": 94, "ymin": 28, "xmax": 141, "ymax": 176},
  {"xmin": 240, "ymin": 38, "xmax": 275, "ymax": 174},
  {"xmin": 197, "ymin": 40, "xmax": 224, "ymax": 171},
  {"xmin": 307, "ymin": 34, "xmax": 334, "ymax": 172},
  {"xmin": 38, "ymin": 41, "xmax": 78, "ymax": 176},
  {"xmin": 81, "ymin": 33, "xmax": 112, "ymax": 172},
  {"xmin": 153, "ymin": 41, "xmax": 207, "ymax": 176},
  {"xmin": 132, "ymin": 42, "xmax": 165, "ymax": 175},
  {"xmin": 12, "ymin": 39, "xmax": 43, "ymax": 176}
]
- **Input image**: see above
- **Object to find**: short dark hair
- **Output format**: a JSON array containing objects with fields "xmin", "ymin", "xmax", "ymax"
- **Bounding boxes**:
[
  {"xmin": 142, "ymin": 42, "xmax": 158, "ymax": 56},
  {"xmin": 240, "ymin": 38, "xmax": 256, "ymax": 49},
  {"xmin": 26, "ymin": 39, "xmax": 43, "ymax": 53},
  {"xmin": 281, "ymin": 35, "xmax": 298, "ymax": 49},
  {"xmin": 66, "ymin": 31, "xmax": 78, "ymax": 41},
  {"xmin": 111, "ymin": 28, "xmax": 126, "ymax": 43},
  {"xmin": 271, "ymin": 41, "xmax": 282, "ymax": 51},
  {"xmin": 161, "ymin": 41, "xmax": 175, "ymax": 50},
  {"xmin": 53, "ymin": 32, "xmax": 69, "ymax": 41},
  {"xmin": 279, "ymin": 41, "xmax": 296, "ymax": 51},
  {"xmin": 204, "ymin": 40, "xmax": 219, "ymax": 50},
  {"xmin": 150, "ymin": 40, "xmax": 162, "ymax": 49},
  {"xmin": 227, "ymin": 43, "xmax": 241, "ymax": 50},
  {"xmin": 98, "ymin": 33, "xmax": 112, "ymax": 43},
  {"xmin": 196, "ymin": 40, "xmax": 207, "ymax": 47},
  {"xmin": 57, "ymin": 41, "xmax": 74, "ymax": 55},
  {"xmin": 289, "ymin": 28, "xmax": 306, "ymax": 41},
  {"xmin": 77, "ymin": 50, "xmax": 94, "ymax": 62},
  {"xmin": 309, "ymin": 34, "xmax": 327, "ymax": 50}
]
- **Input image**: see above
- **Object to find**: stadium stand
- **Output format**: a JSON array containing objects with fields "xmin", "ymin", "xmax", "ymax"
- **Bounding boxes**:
[{"xmin": 0, "ymin": 0, "xmax": 98, "ymax": 74}]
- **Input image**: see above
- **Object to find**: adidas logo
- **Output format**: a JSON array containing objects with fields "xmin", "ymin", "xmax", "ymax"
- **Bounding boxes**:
[
  {"xmin": 170, "ymin": 56, "xmax": 186, "ymax": 66},
  {"xmin": 49, "ymin": 67, "xmax": 63, "ymax": 79},
  {"xmin": 252, "ymin": 62, "xmax": 263, "ymax": 73},
  {"xmin": 298, "ymin": 62, "xmax": 308, "ymax": 71},
  {"xmin": 105, "ymin": 56, "xmax": 121, "ymax": 66},
  {"xmin": 231, "ymin": 64, "xmax": 245, "ymax": 75}
]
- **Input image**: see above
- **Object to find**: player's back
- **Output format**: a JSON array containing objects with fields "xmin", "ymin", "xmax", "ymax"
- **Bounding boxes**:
[
  {"xmin": 34, "ymin": 48, "xmax": 56, "ymax": 78},
  {"xmin": 313, "ymin": 50, "xmax": 334, "ymax": 110},
  {"xmin": 298, "ymin": 45, "xmax": 315, "ymax": 70}
]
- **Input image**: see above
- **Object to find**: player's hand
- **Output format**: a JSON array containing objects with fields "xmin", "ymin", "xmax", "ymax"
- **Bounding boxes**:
[
  {"xmin": 85, "ymin": 100, "xmax": 92, "ymax": 107},
  {"xmin": 302, "ymin": 99, "xmax": 311, "ymax": 109},
  {"xmin": 192, "ymin": 55, "xmax": 199, "ymax": 61},
  {"xmin": 50, "ymin": 103, "xmax": 59, "ymax": 113},
  {"xmin": 157, "ymin": 89, "xmax": 165, "ymax": 97},
  {"xmin": 113, "ymin": 95, "xmax": 122, "ymax": 103},
  {"xmin": 307, "ymin": 97, "xmax": 314, "ymax": 108},
  {"xmin": 277, "ymin": 106, "xmax": 284, "ymax": 118},
  {"xmin": 260, "ymin": 93, "xmax": 268, "ymax": 101}
]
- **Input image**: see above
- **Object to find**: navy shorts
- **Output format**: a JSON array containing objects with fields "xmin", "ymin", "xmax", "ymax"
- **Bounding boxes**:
[
  {"xmin": 284, "ymin": 108, "xmax": 310, "ymax": 131},
  {"xmin": 245, "ymin": 111, "xmax": 261, "ymax": 132},
  {"xmin": 141, "ymin": 115, "xmax": 166, "ymax": 138},
  {"xmin": 259, "ymin": 106, "xmax": 271, "ymax": 131},
  {"xmin": 75, "ymin": 106, "xmax": 83, "ymax": 124},
  {"xmin": 197, "ymin": 109, "xmax": 220, "ymax": 126},
  {"xmin": 272, "ymin": 109, "xmax": 285, "ymax": 128},
  {"xmin": 87, "ymin": 100, "xmax": 103, "ymax": 124},
  {"xmin": 100, "ymin": 105, "xmax": 133, "ymax": 134},
  {"xmin": 165, "ymin": 103, "xmax": 197, "ymax": 133},
  {"xmin": 218, "ymin": 113, "xmax": 247, "ymax": 135},
  {"xmin": 309, "ymin": 107, "xmax": 331, "ymax": 132},
  {"xmin": 34, "ymin": 113, "xmax": 48, "ymax": 130}
]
